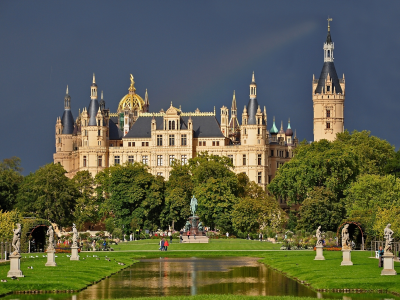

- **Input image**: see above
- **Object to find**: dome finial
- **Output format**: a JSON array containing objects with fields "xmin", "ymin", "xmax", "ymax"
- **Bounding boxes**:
[
  {"xmin": 327, "ymin": 17, "xmax": 332, "ymax": 32},
  {"xmin": 101, "ymin": 90, "xmax": 103, "ymax": 100},
  {"xmin": 93, "ymin": 73, "xmax": 96, "ymax": 84},
  {"xmin": 66, "ymin": 85, "xmax": 69, "ymax": 95},
  {"xmin": 252, "ymin": 71, "xmax": 255, "ymax": 83}
]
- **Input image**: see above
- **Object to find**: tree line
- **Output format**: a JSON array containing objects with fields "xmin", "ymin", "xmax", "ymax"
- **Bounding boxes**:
[{"xmin": 0, "ymin": 153, "xmax": 283, "ymax": 238}]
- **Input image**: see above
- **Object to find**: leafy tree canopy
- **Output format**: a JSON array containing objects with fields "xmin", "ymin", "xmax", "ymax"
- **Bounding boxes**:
[
  {"xmin": 16, "ymin": 163, "xmax": 78, "ymax": 227},
  {"xmin": 0, "ymin": 157, "xmax": 23, "ymax": 211}
]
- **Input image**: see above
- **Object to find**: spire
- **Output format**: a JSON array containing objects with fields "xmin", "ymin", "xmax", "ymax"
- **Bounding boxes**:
[
  {"xmin": 101, "ymin": 90, "xmax": 103, "ymax": 100},
  {"xmin": 61, "ymin": 86, "xmax": 74, "ymax": 134},
  {"xmin": 270, "ymin": 116, "xmax": 278, "ymax": 134},
  {"xmin": 145, "ymin": 89, "xmax": 149, "ymax": 105},
  {"xmin": 93, "ymin": 73, "xmax": 96, "ymax": 84},
  {"xmin": 66, "ymin": 85, "xmax": 69, "ymax": 95},
  {"xmin": 252, "ymin": 71, "xmax": 255, "ymax": 83},
  {"xmin": 99, "ymin": 91, "xmax": 105, "ymax": 110},
  {"xmin": 279, "ymin": 120, "xmax": 285, "ymax": 135},
  {"xmin": 326, "ymin": 17, "xmax": 333, "ymax": 44},
  {"xmin": 231, "ymin": 90, "xmax": 237, "ymax": 111},
  {"xmin": 64, "ymin": 85, "xmax": 71, "ymax": 110},
  {"xmin": 287, "ymin": 118, "xmax": 291, "ymax": 129}
]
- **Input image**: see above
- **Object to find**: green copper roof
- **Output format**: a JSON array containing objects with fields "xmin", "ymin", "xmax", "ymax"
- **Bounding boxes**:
[{"xmin": 270, "ymin": 121, "xmax": 278, "ymax": 134}]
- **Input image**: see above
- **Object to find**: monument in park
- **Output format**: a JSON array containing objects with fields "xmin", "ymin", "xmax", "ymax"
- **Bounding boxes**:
[
  {"xmin": 341, "ymin": 224, "xmax": 353, "ymax": 266},
  {"xmin": 314, "ymin": 226, "xmax": 325, "ymax": 260},
  {"xmin": 7, "ymin": 223, "xmax": 24, "ymax": 278},
  {"xmin": 381, "ymin": 224, "xmax": 397, "ymax": 275},
  {"xmin": 45, "ymin": 225, "xmax": 57, "ymax": 266},
  {"xmin": 184, "ymin": 195, "xmax": 205, "ymax": 236},
  {"xmin": 70, "ymin": 223, "xmax": 79, "ymax": 261}
]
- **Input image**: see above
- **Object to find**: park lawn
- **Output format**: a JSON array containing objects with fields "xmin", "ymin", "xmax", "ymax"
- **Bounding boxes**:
[
  {"xmin": 0, "ymin": 252, "xmax": 138, "ymax": 296},
  {"xmin": 260, "ymin": 251, "xmax": 400, "ymax": 294},
  {"xmin": 116, "ymin": 296, "xmax": 331, "ymax": 300},
  {"xmin": 113, "ymin": 238, "xmax": 282, "ymax": 251}
]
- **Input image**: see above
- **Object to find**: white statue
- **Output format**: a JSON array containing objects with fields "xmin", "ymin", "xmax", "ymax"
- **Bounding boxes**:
[
  {"xmin": 47, "ymin": 225, "xmax": 55, "ymax": 250},
  {"xmin": 384, "ymin": 223, "xmax": 394, "ymax": 253},
  {"xmin": 12, "ymin": 223, "xmax": 21, "ymax": 255},
  {"xmin": 341, "ymin": 224, "xmax": 351, "ymax": 250},
  {"xmin": 316, "ymin": 226, "xmax": 324, "ymax": 246},
  {"xmin": 72, "ymin": 223, "xmax": 78, "ymax": 247}
]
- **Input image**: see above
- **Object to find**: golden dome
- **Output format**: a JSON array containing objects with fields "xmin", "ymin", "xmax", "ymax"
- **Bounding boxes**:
[{"xmin": 117, "ymin": 74, "xmax": 145, "ymax": 112}]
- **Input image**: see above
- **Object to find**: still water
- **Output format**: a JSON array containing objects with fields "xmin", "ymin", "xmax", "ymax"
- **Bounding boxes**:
[{"xmin": 2, "ymin": 257, "xmax": 399, "ymax": 300}]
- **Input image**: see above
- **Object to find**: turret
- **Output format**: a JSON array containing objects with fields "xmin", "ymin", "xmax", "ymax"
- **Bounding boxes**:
[
  {"xmin": 247, "ymin": 72, "xmax": 259, "ymax": 125},
  {"xmin": 61, "ymin": 86, "xmax": 74, "ymax": 134},
  {"xmin": 88, "ymin": 74, "xmax": 100, "ymax": 126},
  {"xmin": 220, "ymin": 105, "xmax": 229, "ymax": 137}
]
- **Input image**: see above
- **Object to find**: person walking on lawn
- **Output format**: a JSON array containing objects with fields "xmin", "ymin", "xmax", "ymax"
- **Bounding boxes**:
[
  {"xmin": 164, "ymin": 239, "xmax": 169, "ymax": 251},
  {"xmin": 378, "ymin": 246, "xmax": 384, "ymax": 267}
]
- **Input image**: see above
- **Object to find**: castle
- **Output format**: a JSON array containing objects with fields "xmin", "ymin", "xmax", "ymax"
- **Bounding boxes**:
[{"xmin": 54, "ymin": 22, "xmax": 344, "ymax": 194}]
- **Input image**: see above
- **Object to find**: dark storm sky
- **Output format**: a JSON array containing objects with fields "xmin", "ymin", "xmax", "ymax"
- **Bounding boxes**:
[{"xmin": 1, "ymin": 1, "xmax": 399, "ymax": 174}]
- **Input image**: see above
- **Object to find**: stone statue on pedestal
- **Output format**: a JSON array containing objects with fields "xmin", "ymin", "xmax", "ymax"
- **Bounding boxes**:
[
  {"xmin": 190, "ymin": 195, "xmax": 198, "ymax": 217},
  {"xmin": 341, "ymin": 224, "xmax": 351, "ymax": 250},
  {"xmin": 11, "ymin": 223, "xmax": 21, "ymax": 256},
  {"xmin": 47, "ymin": 225, "xmax": 55, "ymax": 251},
  {"xmin": 316, "ymin": 226, "xmax": 324, "ymax": 246},
  {"xmin": 384, "ymin": 223, "xmax": 394, "ymax": 253},
  {"xmin": 185, "ymin": 221, "xmax": 191, "ymax": 232},
  {"xmin": 72, "ymin": 223, "xmax": 78, "ymax": 247}
]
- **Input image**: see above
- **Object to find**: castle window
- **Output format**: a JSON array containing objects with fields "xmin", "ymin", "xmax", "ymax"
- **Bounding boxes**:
[
  {"xmin": 181, "ymin": 155, "xmax": 187, "ymax": 165},
  {"xmin": 326, "ymin": 122, "xmax": 331, "ymax": 129},
  {"xmin": 98, "ymin": 130, "xmax": 101, "ymax": 136},
  {"xmin": 243, "ymin": 154, "xmax": 246, "ymax": 166},
  {"xmin": 181, "ymin": 134, "xmax": 187, "ymax": 146},
  {"xmin": 157, "ymin": 135, "xmax": 163, "ymax": 146},
  {"xmin": 98, "ymin": 156, "xmax": 102, "ymax": 167},
  {"xmin": 286, "ymin": 151, "xmax": 289, "ymax": 158},
  {"xmin": 327, "ymin": 86, "xmax": 330, "ymax": 92},
  {"xmin": 58, "ymin": 128, "xmax": 60, "ymax": 134},
  {"xmin": 327, "ymin": 50, "xmax": 330, "ymax": 57},
  {"xmin": 157, "ymin": 155, "xmax": 163, "ymax": 166},
  {"xmin": 142, "ymin": 155, "xmax": 148, "ymax": 165},
  {"xmin": 83, "ymin": 156, "xmax": 87, "ymax": 167},
  {"xmin": 326, "ymin": 110, "xmax": 330, "ymax": 118},
  {"xmin": 258, "ymin": 154, "xmax": 262, "ymax": 165},
  {"xmin": 114, "ymin": 156, "xmax": 120, "ymax": 165},
  {"xmin": 168, "ymin": 120, "xmax": 176, "ymax": 130},
  {"xmin": 216, "ymin": 141, "xmax": 220, "ymax": 146},
  {"xmin": 128, "ymin": 156, "xmax": 134, "ymax": 163},
  {"xmin": 84, "ymin": 120, "xmax": 87, "ymax": 126},
  {"xmin": 98, "ymin": 141, "xmax": 101, "ymax": 146},
  {"xmin": 169, "ymin": 155, "xmax": 175, "ymax": 165},
  {"xmin": 132, "ymin": 142, "xmax": 135, "ymax": 147},
  {"xmin": 157, "ymin": 172, "xmax": 163, "ymax": 177},
  {"xmin": 85, "ymin": 130, "xmax": 87, "ymax": 136},
  {"xmin": 128, "ymin": 142, "xmax": 131, "ymax": 147},
  {"xmin": 169, "ymin": 135, "xmax": 175, "ymax": 146},
  {"xmin": 212, "ymin": 141, "xmax": 215, "ymax": 146},
  {"xmin": 258, "ymin": 128, "xmax": 260, "ymax": 135},
  {"xmin": 142, "ymin": 142, "xmax": 149, "ymax": 146},
  {"xmin": 258, "ymin": 172, "xmax": 262, "ymax": 184},
  {"xmin": 228, "ymin": 155, "xmax": 233, "ymax": 164},
  {"xmin": 98, "ymin": 120, "xmax": 101, "ymax": 126},
  {"xmin": 58, "ymin": 138, "xmax": 61, "ymax": 143},
  {"xmin": 244, "ymin": 129, "xmax": 247, "ymax": 135},
  {"xmin": 270, "ymin": 150, "xmax": 274, "ymax": 157}
]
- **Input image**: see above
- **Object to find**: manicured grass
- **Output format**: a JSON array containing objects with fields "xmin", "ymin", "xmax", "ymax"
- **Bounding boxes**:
[
  {"xmin": 116, "ymin": 296, "xmax": 330, "ymax": 300},
  {"xmin": 113, "ymin": 238, "xmax": 282, "ymax": 251},
  {"xmin": 260, "ymin": 251, "xmax": 400, "ymax": 294},
  {"xmin": 0, "ymin": 252, "xmax": 138, "ymax": 296}
]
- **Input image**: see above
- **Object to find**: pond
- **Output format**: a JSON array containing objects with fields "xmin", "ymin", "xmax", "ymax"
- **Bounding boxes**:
[{"xmin": 2, "ymin": 257, "xmax": 399, "ymax": 300}]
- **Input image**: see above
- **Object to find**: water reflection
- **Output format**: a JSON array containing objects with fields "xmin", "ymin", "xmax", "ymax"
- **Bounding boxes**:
[{"xmin": 2, "ymin": 257, "xmax": 399, "ymax": 300}]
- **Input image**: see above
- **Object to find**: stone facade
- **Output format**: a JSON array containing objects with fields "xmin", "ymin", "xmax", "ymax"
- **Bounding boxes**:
[{"xmin": 54, "ymin": 72, "xmax": 298, "ymax": 194}]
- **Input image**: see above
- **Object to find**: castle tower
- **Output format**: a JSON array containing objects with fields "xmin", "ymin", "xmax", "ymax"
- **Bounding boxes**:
[
  {"xmin": 220, "ymin": 106, "xmax": 229, "ymax": 137},
  {"xmin": 228, "ymin": 91, "xmax": 240, "ymax": 141},
  {"xmin": 88, "ymin": 73, "xmax": 99, "ymax": 126},
  {"xmin": 241, "ymin": 72, "xmax": 261, "ymax": 145},
  {"xmin": 313, "ymin": 19, "xmax": 345, "ymax": 142}
]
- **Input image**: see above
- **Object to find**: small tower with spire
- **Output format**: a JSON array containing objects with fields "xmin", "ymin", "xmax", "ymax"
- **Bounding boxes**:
[
  {"xmin": 312, "ymin": 18, "xmax": 345, "ymax": 142},
  {"xmin": 91, "ymin": 73, "xmax": 97, "ymax": 100},
  {"xmin": 220, "ymin": 105, "xmax": 229, "ymax": 138}
]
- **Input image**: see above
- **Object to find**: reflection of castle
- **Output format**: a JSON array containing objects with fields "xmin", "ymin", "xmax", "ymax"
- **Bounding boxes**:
[{"xmin": 54, "ymin": 71, "xmax": 297, "ymax": 191}]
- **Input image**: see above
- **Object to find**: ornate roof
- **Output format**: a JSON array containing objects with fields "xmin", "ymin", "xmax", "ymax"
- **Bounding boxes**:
[{"xmin": 117, "ymin": 74, "xmax": 145, "ymax": 112}]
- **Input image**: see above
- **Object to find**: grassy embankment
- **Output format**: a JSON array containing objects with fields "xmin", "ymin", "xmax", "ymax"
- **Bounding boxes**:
[
  {"xmin": 116, "ymin": 296, "xmax": 328, "ymax": 300},
  {"xmin": 261, "ymin": 250, "xmax": 400, "ymax": 295},
  {"xmin": 0, "ymin": 252, "xmax": 137, "ymax": 296}
]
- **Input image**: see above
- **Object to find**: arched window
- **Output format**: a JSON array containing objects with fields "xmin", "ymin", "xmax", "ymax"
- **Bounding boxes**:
[
  {"xmin": 172, "ymin": 121, "xmax": 175, "ymax": 130},
  {"xmin": 327, "ymin": 50, "xmax": 330, "ymax": 57}
]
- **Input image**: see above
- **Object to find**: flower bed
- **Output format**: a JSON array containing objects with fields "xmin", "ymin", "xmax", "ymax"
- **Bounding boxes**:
[{"xmin": 313, "ymin": 246, "xmax": 341, "ymax": 251}]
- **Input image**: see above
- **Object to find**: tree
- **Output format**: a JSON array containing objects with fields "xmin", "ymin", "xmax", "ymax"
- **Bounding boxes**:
[
  {"xmin": 161, "ymin": 161, "xmax": 193, "ymax": 230},
  {"xmin": 99, "ymin": 162, "xmax": 165, "ymax": 233},
  {"xmin": 373, "ymin": 206, "xmax": 400, "ymax": 240},
  {"xmin": 72, "ymin": 171, "xmax": 99, "ymax": 230},
  {"xmin": 384, "ymin": 150, "xmax": 400, "ymax": 178},
  {"xmin": 16, "ymin": 163, "xmax": 78, "ymax": 227},
  {"xmin": 0, "ymin": 157, "xmax": 23, "ymax": 211},
  {"xmin": 189, "ymin": 153, "xmax": 239, "ymax": 232},
  {"xmin": 232, "ymin": 181, "xmax": 285, "ymax": 233},
  {"xmin": 0, "ymin": 210, "xmax": 21, "ymax": 241},
  {"xmin": 297, "ymin": 187, "xmax": 346, "ymax": 232},
  {"xmin": 345, "ymin": 174, "xmax": 400, "ymax": 238},
  {"xmin": 268, "ymin": 130, "xmax": 395, "ymax": 205}
]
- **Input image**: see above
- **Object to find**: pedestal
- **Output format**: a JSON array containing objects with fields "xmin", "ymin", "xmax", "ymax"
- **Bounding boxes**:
[
  {"xmin": 381, "ymin": 252, "xmax": 397, "ymax": 275},
  {"xmin": 314, "ymin": 245, "xmax": 325, "ymax": 260},
  {"xmin": 7, "ymin": 254, "xmax": 24, "ymax": 277},
  {"xmin": 45, "ymin": 249, "xmax": 57, "ymax": 266},
  {"xmin": 70, "ymin": 246, "xmax": 79, "ymax": 261},
  {"xmin": 341, "ymin": 249, "xmax": 353, "ymax": 266}
]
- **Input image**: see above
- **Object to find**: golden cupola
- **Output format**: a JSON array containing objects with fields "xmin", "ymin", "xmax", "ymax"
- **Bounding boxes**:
[{"xmin": 117, "ymin": 74, "xmax": 145, "ymax": 113}]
